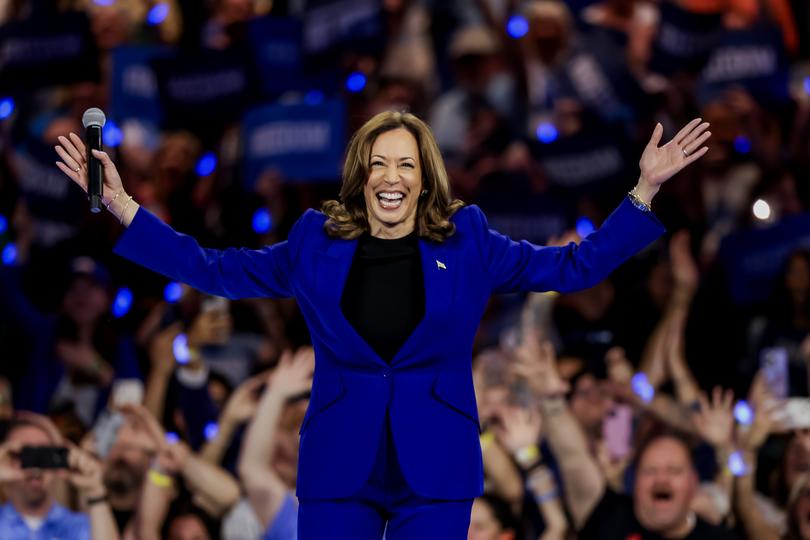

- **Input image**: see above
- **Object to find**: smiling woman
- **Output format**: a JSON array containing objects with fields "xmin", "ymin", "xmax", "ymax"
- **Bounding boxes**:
[{"xmin": 321, "ymin": 111, "xmax": 465, "ymax": 242}]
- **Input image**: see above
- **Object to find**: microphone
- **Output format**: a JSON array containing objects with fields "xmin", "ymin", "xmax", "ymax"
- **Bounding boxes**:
[{"xmin": 82, "ymin": 108, "xmax": 106, "ymax": 213}]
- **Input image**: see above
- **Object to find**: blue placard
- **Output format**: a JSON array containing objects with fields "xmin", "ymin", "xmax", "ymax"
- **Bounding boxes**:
[
  {"xmin": 302, "ymin": 0, "xmax": 383, "ymax": 60},
  {"xmin": 531, "ymin": 125, "xmax": 632, "ymax": 193},
  {"xmin": 248, "ymin": 16, "xmax": 305, "ymax": 94},
  {"xmin": 697, "ymin": 25, "xmax": 790, "ymax": 105},
  {"xmin": 243, "ymin": 100, "xmax": 346, "ymax": 185},
  {"xmin": 718, "ymin": 214, "xmax": 810, "ymax": 305},
  {"xmin": 0, "ymin": 12, "xmax": 99, "ymax": 93},
  {"xmin": 151, "ymin": 49, "xmax": 259, "ymax": 135},
  {"xmin": 110, "ymin": 46, "xmax": 171, "ymax": 126},
  {"xmin": 649, "ymin": 2, "xmax": 722, "ymax": 76}
]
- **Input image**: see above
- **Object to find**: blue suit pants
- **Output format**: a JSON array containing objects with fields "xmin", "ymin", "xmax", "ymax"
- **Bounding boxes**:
[{"xmin": 297, "ymin": 410, "xmax": 474, "ymax": 540}]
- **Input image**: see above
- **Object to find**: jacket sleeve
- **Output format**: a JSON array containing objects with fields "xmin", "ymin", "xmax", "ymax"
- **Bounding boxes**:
[
  {"xmin": 466, "ymin": 198, "xmax": 666, "ymax": 295},
  {"xmin": 113, "ymin": 208, "xmax": 318, "ymax": 299}
]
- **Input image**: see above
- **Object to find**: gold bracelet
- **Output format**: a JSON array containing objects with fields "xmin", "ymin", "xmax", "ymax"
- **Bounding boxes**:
[
  {"xmin": 628, "ymin": 187, "xmax": 652, "ymax": 212},
  {"xmin": 118, "ymin": 195, "xmax": 134, "ymax": 224},
  {"xmin": 479, "ymin": 431, "xmax": 495, "ymax": 450},
  {"xmin": 148, "ymin": 468, "xmax": 174, "ymax": 489},
  {"xmin": 104, "ymin": 190, "xmax": 124, "ymax": 210}
]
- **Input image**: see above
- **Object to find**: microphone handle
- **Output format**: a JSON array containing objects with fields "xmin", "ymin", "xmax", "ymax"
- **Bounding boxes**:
[{"xmin": 87, "ymin": 125, "xmax": 103, "ymax": 213}]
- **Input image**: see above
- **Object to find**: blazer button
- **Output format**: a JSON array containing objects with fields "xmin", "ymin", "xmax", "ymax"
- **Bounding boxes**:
[{"xmin": 382, "ymin": 369, "xmax": 391, "ymax": 377}]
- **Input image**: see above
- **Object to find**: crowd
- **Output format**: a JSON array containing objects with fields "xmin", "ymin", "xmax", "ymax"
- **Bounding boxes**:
[{"xmin": 1, "ymin": 0, "xmax": 810, "ymax": 538}]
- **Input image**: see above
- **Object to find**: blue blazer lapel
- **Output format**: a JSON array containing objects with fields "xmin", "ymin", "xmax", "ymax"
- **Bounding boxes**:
[
  {"xmin": 315, "ymin": 238, "xmax": 389, "ymax": 369},
  {"xmin": 391, "ymin": 239, "xmax": 454, "ymax": 366}
]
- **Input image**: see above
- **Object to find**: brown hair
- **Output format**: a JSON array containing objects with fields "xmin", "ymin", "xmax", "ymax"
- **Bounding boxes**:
[{"xmin": 322, "ymin": 111, "xmax": 464, "ymax": 242}]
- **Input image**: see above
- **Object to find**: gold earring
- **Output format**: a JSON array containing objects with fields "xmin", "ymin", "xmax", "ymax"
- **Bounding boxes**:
[{"xmin": 421, "ymin": 190, "xmax": 428, "ymax": 197}]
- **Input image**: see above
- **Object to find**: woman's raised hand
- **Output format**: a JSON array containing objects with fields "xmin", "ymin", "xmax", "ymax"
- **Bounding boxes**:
[
  {"xmin": 634, "ymin": 119, "xmax": 711, "ymax": 204},
  {"xmin": 54, "ymin": 133, "xmax": 138, "ymax": 225}
]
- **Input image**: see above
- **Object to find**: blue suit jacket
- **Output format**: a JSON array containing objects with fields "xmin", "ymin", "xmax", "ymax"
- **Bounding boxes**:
[{"xmin": 113, "ymin": 198, "xmax": 664, "ymax": 500}]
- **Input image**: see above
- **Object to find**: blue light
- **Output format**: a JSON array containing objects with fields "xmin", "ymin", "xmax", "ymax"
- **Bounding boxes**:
[
  {"xmin": 575, "ymin": 217, "xmax": 595, "ymax": 238},
  {"xmin": 804, "ymin": 76, "xmax": 810, "ymax": 96},
  {"xmin": 0, "ymin": 97, "xmax": 14, "ymax": 120},
  {"xmin": 734, "ymin": 135, "xmax": 751, "ymax": 154},
  {"xmin": 631, "ymin": 372, "xmax": 655, "ymax": 404},
  {"xmin": 147, "ymin": 2, "xmax": 169, "ymax": 25},
  {"xmin": 1, "ymin": 244, "xmax": 16, "ymax": 266},
  {"xmin": 536, "ymin": 122, "xmax": 558, "ymax": 144},
  {"xmin": 112, "ymin": 287, "xmax": 133, "ymax": 318},
  {"xmin": 0, "ymin": 215, "xmax": 7, "ymax": 234},
  {"xmin": 172, "ymin": 333, "xmax": 190, "ymax": 364},
  {"xmin": 734, "ymin": 400, "xmax": 754, "ymax": 425},
  {"xmin": 204, "ymin": 422, "xmax": 219, "ymax": 441},
  {"xmin": 346, "ymin": 72, "xmax": 367, "ymax": 93},
  {"xmin": 93, "ymin": 0, "xmax": 115, "ymax": 5},
  {"xmin": 164, "ymin": 281, "xmax": 183, "ymax": 303},
  {"xmin": 195, "ymin": 152, "xmax": 217, "ymax": 176},
  {"xmin": 252, "ymin": 208, "xmax": 273, "ymax": 234},
  {"xmin": 507, "ymin": 15, "xmax": 529, "ymax": 39},
  {"xmin": 304, "ymin": 90, "xmax": 324, "ymax": 105},
  {"xmin": 166, "ymin": 432, "xmax": 180, "ymax": 444},
  {"xmin": 728, "ymin": 450, "xmax": 748, "ymax": 477},
  {"xmin": 103, "ymin": 120, "xmax": 123, "ymax": 147}
]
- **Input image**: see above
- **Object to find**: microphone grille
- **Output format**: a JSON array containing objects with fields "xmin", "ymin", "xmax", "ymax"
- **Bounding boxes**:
[{"xmin": 82, "ymin": 108, "xmax": 107, "ymax": 128}]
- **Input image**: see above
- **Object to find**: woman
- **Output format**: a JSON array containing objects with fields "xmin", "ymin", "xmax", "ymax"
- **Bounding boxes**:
[{"xmin": 55, "ymin": 111, "xmax": 710, "ymax": 539}]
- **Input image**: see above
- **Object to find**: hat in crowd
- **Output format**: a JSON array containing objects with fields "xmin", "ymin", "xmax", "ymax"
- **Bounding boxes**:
[
  {"xmin": 448, "ymin": 26, "xmax": 501, "ymax": 59},
  {"xmin": 68, "ymin": 256, "xmax": 111, "ymax": 288}
]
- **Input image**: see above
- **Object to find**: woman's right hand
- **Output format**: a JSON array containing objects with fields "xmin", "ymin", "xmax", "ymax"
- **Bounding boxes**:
[{"xmin": 54, "ymin": 133, "xmax": 138, "ymax": 225}]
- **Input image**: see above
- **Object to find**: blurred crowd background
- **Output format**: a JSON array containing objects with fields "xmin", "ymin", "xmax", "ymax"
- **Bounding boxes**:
[{"xmin": 1, "ymin": 0, "xmax": 810, "ymax": 538}]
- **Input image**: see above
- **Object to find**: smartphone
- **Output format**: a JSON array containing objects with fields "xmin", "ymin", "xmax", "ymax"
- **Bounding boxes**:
[
  {"xmin": 20, "ymin": 446, "xmax": 69, "ymax": 469},
  {"xmin": 773, "ymin": 398, "xmax": 810, "ymax": 430},
  {"xmin": 603, "ymin": 404, "xmax": 634, "ymax": 460},
  {"xmin": 93, "ymin": 409, "xmax": 124, "ymax": 459},
  {"xmin": 112, "ymin": 379, "xmax": 144, "ymax": 408},
  {"xmin": 760, "ymin": 347, "xmax": 789, "ymax": 400}
]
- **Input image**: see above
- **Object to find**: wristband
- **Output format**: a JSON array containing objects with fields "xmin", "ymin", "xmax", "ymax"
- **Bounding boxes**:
[
  {"xmin": 533, "ymin": 488, "xmax": 559, "ymax": 505},
  {"xmin": 86, "ymin": 493, "xmax": 108, "ymax": 506},
  {"xmin": 514, "ymin": 444, "xmax": 540, "ymax": 468},
  {"xmin": 148, "ymin": 468, "xmax": 174, "ymax": 489},
  {"xmin": 479, "ymin": 431, "xmax": 495, "ymax": 450}
]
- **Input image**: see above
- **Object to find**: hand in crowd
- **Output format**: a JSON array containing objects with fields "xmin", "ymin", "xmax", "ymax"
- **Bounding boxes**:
[
  {"xmin": 268, "ymin": 346, "xmax": 315, "ymax": 399},
  {"xmin": 692, "ymin": 387, "xmax": 735, "ymax": 449},
  {"xmin": 512, "ymin": 334, "xmax": 569, "ymax": 398},
  {"xmin": 498, "ymin": 405, "xmax": 542, "ymax": 456},
  {"xmin": 187, "ymin": 308, "xmax": 233, "ymax": 349},
  {"xmin": 221, "ymin": 373, "xmax": 265, "ymax": 425},
  {"xmin": 0, "ymin": 441, "xmax": 25, "ymax": 483},
  {"xmin": 65, "ymin": 445, "xmax": 107, "ymax": 500}
]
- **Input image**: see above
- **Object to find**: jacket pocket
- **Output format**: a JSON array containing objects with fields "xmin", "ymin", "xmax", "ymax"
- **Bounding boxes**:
[
  {"xmin": 299, "ymin": 371, "xmax": 345, "ymax": 435},
  {"xmin": 431, "ymin": 370, "xmax": 480, "ymax": 427}
]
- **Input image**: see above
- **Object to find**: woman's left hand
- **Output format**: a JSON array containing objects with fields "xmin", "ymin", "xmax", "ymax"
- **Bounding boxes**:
[{"xmin": 636, "ymin": 118, "xmax": 711, "ymax": 203}]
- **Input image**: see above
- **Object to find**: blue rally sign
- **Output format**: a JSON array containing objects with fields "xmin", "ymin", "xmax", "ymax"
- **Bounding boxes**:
[
  {"xmin": 110, "ymin": 46, "xmax": 172, "ymax": 126},
  {"xmin": 0, "ymin": 11, "xmax": 99, "ymax": 93},
  {"xmin": 243, "ymin": 100, "xmax": 346, "ymax": 186}
]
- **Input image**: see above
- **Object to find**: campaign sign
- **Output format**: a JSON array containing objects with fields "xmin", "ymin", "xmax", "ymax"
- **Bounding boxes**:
[
  {"xmin": 697, "ymin": 25, "xmax": 790, "ymax": 105},
  {"xmin": 110, "ymin": 46, "xmax": 172, "ymax": 126},
  {"xmin": 531, "ymin": 125, "xmax": 632, "ymax": 193},
  {"xmin": 0, "ymin": 12, "xmax": 100, "ymax": 93},
  {"xmin": 301, "ymin": 0, "xmax": 383, "ymax": 62},
  {"xmin": 558, "ymin": 34, "xmax": 648, "ymax": 122},
  {"xmin": 248, "ymin": 16, "xmax": 305, "ymax": 94},
  {"xmin": 243, "ymin": 100, "xmax": 345, "ymax": 186},
  {"xmin": 151, "ymin": 49, "xmax": 259, "ymax": 134},
  {"xmin": 718, "ymin": 213, "xmax": 810, "ymax": 305},
  {"xmin": 649, "ymin": 2, "xmax": 723, "ymax": 76}
]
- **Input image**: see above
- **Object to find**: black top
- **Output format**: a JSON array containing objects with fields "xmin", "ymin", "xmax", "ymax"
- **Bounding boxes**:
[
  {"xmin": 340, "ymin": 231, "xmax": 425, "ymax": 363},
  {"xmin": 579, "ymin": 490, "xmax": 740, "ymax": 540}
]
